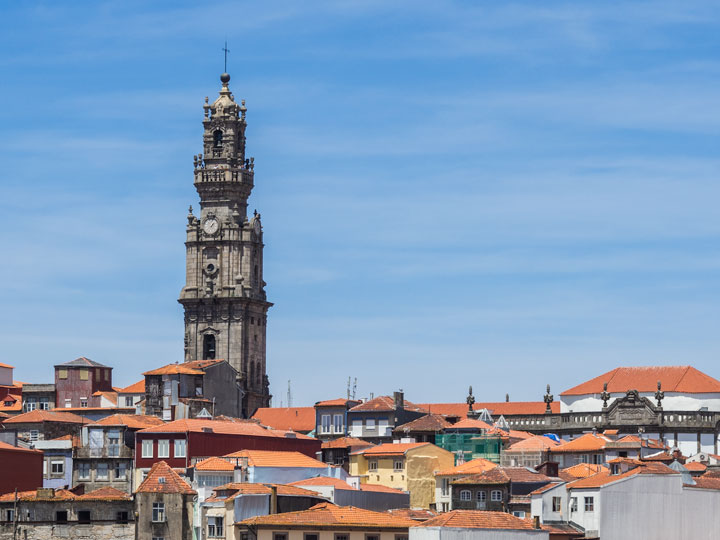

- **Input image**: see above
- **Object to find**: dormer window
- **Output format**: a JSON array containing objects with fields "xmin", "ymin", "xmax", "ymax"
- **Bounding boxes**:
[{"xmin": 213, "ymin": 130, "xmax": 223, "ymax": 148}]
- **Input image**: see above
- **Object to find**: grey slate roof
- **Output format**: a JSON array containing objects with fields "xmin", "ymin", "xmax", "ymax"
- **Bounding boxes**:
[{"xmin": 55, "ymin": 357, "xmax": 109, "ymax": 368}]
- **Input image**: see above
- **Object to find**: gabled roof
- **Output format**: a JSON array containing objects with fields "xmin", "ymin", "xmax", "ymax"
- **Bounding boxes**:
[
  {"xmin": 289, "ymin": 476, "xmax": 356, "ymax": 490},
  {"xmin": 118, "ymin": 379, "xmax": 145, "ymax": 394},
  {"xmin": 568, "ymin": 462, "xmax": 675, "ymax": 489},
  {"xmin": 56, "ymin": 357, "xmax": 109, "ymax": 368},
  {"xmin": 225, "ymin": 449, "xmax": 327, "ymax": 468},
  {"xmin": 209, "ymin": 483, "xmax": 321, "ymax": 501},
  {"xmin": 137, "ymin": 418, "xmax": 314, "ymax": 439},
  {"xmin": 3, "ymin": 409, "xmax": 87, "ymax": 425},
  {"xmin": 611, "ymin": 435, "xmax": 666, "ymax": 450},
  {"xmin": 0, "ymin": 363, "xmax": 14, "ymax": 369},
  {"xmin": 195, "ymin": 456, "xmax": 236, "ymax": 471},
  {"xmin": 357, "ymin": 442, "xmax": 431, "ymax": 457},
  {"xmin": 684, "ymin": 461, "xmax": 707, "ymax": 472},
  {"xmin": 453, "ymin": 467, "xmax": 553, "ymax": 485},
  {"xmin": 419, "ymin": 402, "xmax": 561, "ymax": 417},
  {"xmin": 529, "ymin": 482, "xmax": 565, "ymax": 495},
  {"xmin": 415, "ymin": 510, "xmax": 535, "ymax": 530},
  {"xmin": 252, "ymin": 407, "xmax": 316, "ymax": 433},
  {"xmin": 435, "ymin": 457, "xmax": 498, "ymax": 477},
  {"xmin": 560, "ymin": 463, "xmax": 609, "ymax": 480},
  {"xmin": 445, "ymin": 418, "xmax": 492, "ymax": 431},
  {"xmin": 506, "ymin": 435, "xmax": 559, "ymax": 451},
  {"xmin": 549, "ymin": 433, "xmax": 610, "ymax": 453},
  {"xmin": 143, "ymin": 360, "xmax": 225, "ymax": 376},
  {"xmin": 321, "ymin": 437, "xmax": 374, "ymax": 450},
  {"xmin": 92, "ymin": 391, "xmax": 118, "ymax": 405},
  {"xmin": 95, "ymin": 414, "xmax": 164, "ymax": 430},
  {"xmin": 0, "ymin": 489, "xmax": 76, "ymax": 502},
  {"xmin": 0, "ymin": 395, "xmax": 22, "ymax": 412},
  {"xmin": 394, "ymin": 414, "xmax": 451, "ymax": 433},
  {"xmin": 350, "ymin": 396, "xmax": 425, "ymax": 413},
  {"xmin": 238, "ymin": 502, "xmax": 416, "ymax": 528},
  {"xmin": 561, "ymin": 366, "xmax": 720, "ymax": 396},
  {"xmin": 136, "ymin": 461, "xmax": 196, "ymax": 495},
  {"xmin": 358, "ymin": 484, "xmax": 406, "ymax": 494}
]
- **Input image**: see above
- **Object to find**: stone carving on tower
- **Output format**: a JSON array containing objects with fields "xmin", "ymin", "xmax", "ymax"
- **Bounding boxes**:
[{"xmin": 179, "ymin": 73, "xmax": 272, "ymax": 417}]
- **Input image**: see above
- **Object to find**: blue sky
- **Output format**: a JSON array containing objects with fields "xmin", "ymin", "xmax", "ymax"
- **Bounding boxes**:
[{"xmin": 1, "ymin": 1, "xmax": 719, "ymax": 407}]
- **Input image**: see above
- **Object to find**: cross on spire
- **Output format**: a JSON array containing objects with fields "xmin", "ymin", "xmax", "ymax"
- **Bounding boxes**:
[{"xmin": 222, "ymin": 41, "xmax": 230, "ymax": 73}]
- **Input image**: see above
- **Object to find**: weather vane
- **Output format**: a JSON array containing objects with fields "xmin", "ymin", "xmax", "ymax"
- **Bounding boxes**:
[{"xmin": 222, "ymin": 40, "xmax": 230, "ymax": 73}]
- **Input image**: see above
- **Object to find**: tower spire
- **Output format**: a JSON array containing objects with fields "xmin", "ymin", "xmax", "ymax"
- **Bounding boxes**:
[{"xmin": 222, "ymin": 41, "xmax": 230, "ymax": 74}]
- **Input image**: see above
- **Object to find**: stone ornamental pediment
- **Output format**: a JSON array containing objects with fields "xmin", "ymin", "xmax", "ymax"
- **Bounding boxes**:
[{"xmin": 605, "ymin": 389, "xmax": 661, "ymax": 426}]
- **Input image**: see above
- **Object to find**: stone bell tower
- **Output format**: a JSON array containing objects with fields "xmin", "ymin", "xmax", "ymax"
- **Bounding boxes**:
[{"xmin": 178, "ymin": 73, "xmax": 271, "ymax": 416}]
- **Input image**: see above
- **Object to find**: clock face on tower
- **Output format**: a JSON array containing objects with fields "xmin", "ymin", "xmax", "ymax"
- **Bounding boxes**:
[{"xmin": 203, "ymin": 217, "xmax": 220, "ymax": 235}]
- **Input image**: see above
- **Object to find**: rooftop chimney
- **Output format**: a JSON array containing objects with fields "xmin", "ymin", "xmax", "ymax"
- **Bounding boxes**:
[
  {"xmin": 394, "ymin": 391, "xmax": 404, "ymax": 410},
  {"xmin": 533, "ymin": 516, "xmax": 541, "ymax": 529}
]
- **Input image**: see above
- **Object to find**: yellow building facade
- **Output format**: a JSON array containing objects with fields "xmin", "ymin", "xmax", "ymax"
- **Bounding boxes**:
[{"xmin": 349, "ymin": 442, "xmax": 454, "ymax": 509}]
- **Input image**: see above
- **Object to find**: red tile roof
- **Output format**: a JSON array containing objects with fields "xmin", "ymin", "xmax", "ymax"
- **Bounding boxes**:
[
  {"xmin": 238, "ymin": 502, "xmax": 416, "ymax": 528},
  {"xmin": 289, "ymin": 476, "xmax": 356, "ymax": 490},
  {"xmin": 3, "ymin": 409, "xmax": 88, "ymax": 424},
  {"xmin": 195, "ymin": 456, "xmax": 236, "ymax": 471},
  {"xmin": 445, "ymin": 418, "xmax": 492, "ymax": 430},
  {"xmin": 252, "ymin": 407, "xmax": 316, "ymax": 433},
  {"xmin": 0, "ymin": 440, "xmax": 42, "ymax": 454},
  {"xmin": 119, "ymin": 380, "xmax": 145, "ymax": 394},
  {"xmin": 568, "ymin": 462, "xmax": 675, "ymax": 489},
  {"xmin": 561, "ymin": 463, "xmax": 609, "ymax": 479},
  {"xmin": 419, "ymin": 402, "xmax": 561, "ymax": 417},
  {"xmin": 0, "ymin": 363, "xmax": 14, "ymax": 369},
  {"xmin": 95, "ymin": 414, "xmax": 164, "ymax": 429},
  {"xmin": 690, "ymin": 475, "xmax": 720, "ymax": 490},
  {"xmin": 137, "ymin": 418, "xmax": 314, "ymax": 439},
  {"xmin": 78, "ymin": 486, "xmax": 131, "ymax": 501},
  {"xmin": 0, "ymin": 395, "xmax": 22, "ymax": 412},
  {"xmin": 92, "ymin": 391, "xmax": 118, "ymax": 405},
  {"xmin": 358, "ymin": 484, "xmax": 406, "ymax": 494},
  {"xmin": 225, "ymin": 449, "xmax": 327, "ymax": 468},
  {"xmin": 529, "ymin": 482, "xmax": 565, "ymax": 495},
  {"xmin": 507, "ymin": 435, "xmax": 559, "ymax": 451},
  {"xmin": 453, "ymin": 467, "xmax": 553, "ymax": 485},
  {"xmin": 561, "ymin": 366, "xmax": 720, "ymax": 396},
  {"xmin": 350, "ymin": 396, "xmax": 425, "ymax": 413},
  {"xmin": 387, "ymin": 508, "xmax": 438, "ymax": 521},
  {"xmin": 394, "ymin": 414, "xmax": 451, "ymax": 433},
  {"xmin": 357, "ymin": 442, "xmax": 431, "ymax": 457},
  {"xmin": 0, "ymin": 489, "xmax": 76, "ymax": 502},
  {"xmin": 315, "ymin": 399, "xmax": 359, "ymax": 407},
  {"xmin": 436, "ymin": 458, "xmax": 498, "ymax": 477},
  {"xmin": 415, "ymin": 510, "xmax": 535, "ymax": 530},
  {"xmin": 136, "ymin": 461, "xmax": 196, "ymax": 495},
  {"xmin": 321, "ymin": 437, "xmax": 374, "ymax": 450},
  {"xmin": 684, "ymin": 462, "xmax": 707, "ymax": 472},
  {"xmin": 549, "ymin": 433, "xmax": 610, "ymax": 453},
  {"xmin": 213, "ymin": 483, "xmax": 322, "ymax": 498}
]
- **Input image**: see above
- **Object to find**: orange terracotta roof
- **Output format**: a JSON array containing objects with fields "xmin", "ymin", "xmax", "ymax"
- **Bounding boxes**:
[
  {"xmin": 321, "ymin": 437, "xmax": 374, "ymax": 450},
  {"xmin": 78, "ymin": 486, "xmax": 131, "ymax": 501},
  {"xmin": 195, "ymin": 456, "xmax": 236, "ymax": 471},
  {"xmin": 213, "ymin": 483, "xmax": 321, "ymax": 498},
  {"xmin": 612, "ymin": 435, "xmax": 666, "ymax": 450},
  {"xmin": 137, "ymin": 418, "xmax": 314, "ymax": 439},
  {"xmin": 419, "ymin": 402, "xmax": 561, "ymax": 417},
  {"xmin": 561, "ymin": 463, "xmax": 609, "ymax": 479},
  {"xmin": 0, "ymin": 489, "xmax": 76, "ymax": 502},
  {"xmin": 143, "ymin": 364, "xmax": 204, "ymax": 376},
  {"xmin": 445, "ymin": 418, "xmax": 492, "ymax": 430},
  {"xmin": 415, "ymin": 510, "xmax": 535, "ymax": 530},
  {"xmin": 92, "ymin": 391, "xmax": 118, "ymax": 405},
  {"xmin": 569, "ymin": 462, "xmax": 675, "ymax": 489},
  {"xmin": 395, "ymin": 414, "xmax": 451, "ymax": 433},
  {"xmin": 436, "ymin": 457, "xmax": 498, "ymax": 476},
  {"xmin": 238, "ymin": 502, "xmax": 416, "ymax": 528},
  {"xmin": 225, "ymin": 449, "xmax": 327, "ymax": 468},
  {"xmin": 252, "ymin": 407, "xmax": 316, "ymax": 433},
  {"xmin": 3, "ymin": 409, "xmax": 88, "ymax": 424},
  {"xmin": 119, "ymin": 379, "xmax": 145, "ymax": 394},
  {"xmin": 690, "ymin": 475, "xmax": 720, "ymax": 490},
  {"xmin": 0, "ymin": 440, "xmax": 42, "ymax": 454},
  {"xmin": 506, "ymin": 435, "xmax": 559, "ymax": 451},
  {"xmin": 289, "ymin": 476, "xmax": 356, "ymax": 490},
  {"xmin": 684, "ymin": 462, "xmax": 707, "ymax": 472},
  {"xmin": 95, "ymin": 414, "xmax": 164, "ymax": 429},
  {"xmin": 453, "ymin": 467, "xmax": 553, "ymax": 485},
  {"xmin": 550, "ymin": 433, "xmax": 609, "ymax": 453},
  {"xmin": 529, "ymin": 482, "xmax": 565, "ymax": 495},
  {"xmin": 0, "ymin": 363, "xmax": 14, "ymax": 369},
  {"xmin": 0, "ymin": 395, "xmax": 22, "ymax": 412},
  {"xmin": 136, "ymin": 460, "xmax": 196, "ymax": 495},
  {"xmin": 315, "ymin": 398, "xmax": 359, "ymax": 407},
  {"xmin": 387, "ymin": 508, "xmax": 438, "ymax": 521},
  {"xmin": 350, "ymin": 396, "xmax": 426, "ymax": 413},
  {"xmin": 561, "ymin": 366, "xmax": 720, "ymax": 396},
  {"xmin": 358, "ymin": 442, "xmax": 430, "ymax": 457},
  {"xmin": 50, "ymin": 434, "xmax": 82, "ymax": 447}
]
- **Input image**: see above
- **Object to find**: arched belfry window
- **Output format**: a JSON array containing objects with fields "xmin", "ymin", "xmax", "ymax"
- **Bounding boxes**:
[
  {"xmin": 203, "ymin": 334, "xmax": 216, "ymax": 360},
  {"xmin": 213, "ymin": 130, "xmax": 223, "ymax": 148}
]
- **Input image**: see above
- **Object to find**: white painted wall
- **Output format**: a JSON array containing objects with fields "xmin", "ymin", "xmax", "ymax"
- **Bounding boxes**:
[
  {"xmin": 561, "ymin": 392, "xmax": 720, "ymax": 413},
  {"xmin": 567, "ymin": 488, "xmax": 600, "ymax": 536},
  {"xmin": 411, "ymin": 526, "xmax": 548, "ymax": 540},
  {"xmin": 531, "ymin": 484, "xmax": 568, "ymax": 525}
]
